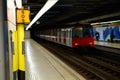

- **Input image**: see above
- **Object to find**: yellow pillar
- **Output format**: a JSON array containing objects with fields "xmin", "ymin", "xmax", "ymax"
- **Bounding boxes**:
[
  {"xmin": 17, "ymin": 24, "xmax": 25, "ymax": 80},
  {"xmin": 16, "ymin": 8, "xmax": 30, "ymax": 80},
  {"xmin": 12, "ymin": 31, "xmax": 18, "ymax": 80}
]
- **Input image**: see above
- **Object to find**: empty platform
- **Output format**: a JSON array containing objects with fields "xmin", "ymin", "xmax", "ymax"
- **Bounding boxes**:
[
  {"xmin": 94, "ymin": 41, "xmax": 120, "ymax": 49},
  {"xmin": 25, "ymin": 39, "xmax": 85, "ymax": 80}
]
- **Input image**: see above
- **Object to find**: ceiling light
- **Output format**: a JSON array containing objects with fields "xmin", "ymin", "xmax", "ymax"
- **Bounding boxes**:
[
  {"xmin": 7, "ymin": 0, "xmax": 16, "ymax": 8},
  {"xmin": 26, "ymin": 0, "xmax": 59, "ymax": 30},
  {"xmin": 15, "ymin": 0, "xmax": 22, "ymax": 8},
  {"xmin": 91, "ymin": 20, "xmax": 120, "ymax": 25}
]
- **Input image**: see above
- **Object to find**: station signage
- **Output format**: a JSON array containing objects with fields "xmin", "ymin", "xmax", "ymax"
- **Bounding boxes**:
[{"xmin": 16, "ymin": 9, "xmax": 30, "ymax": 24}]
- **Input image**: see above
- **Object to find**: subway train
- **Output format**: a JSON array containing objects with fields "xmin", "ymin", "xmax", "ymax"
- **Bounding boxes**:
[{"xmin": 36, "ymin": 24, "xmax": 94, "ymax": 48}]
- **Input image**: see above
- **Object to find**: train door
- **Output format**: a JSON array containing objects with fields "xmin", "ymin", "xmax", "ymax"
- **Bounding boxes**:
[
  {"xmin": 63, "ymin": 29, "xmax": 66, "ymax": 45},
  {"xmin": 59, "ymin": 29, "xmax": 61, "ymax": 43},
  {"xmin": 61, "ymin": 29, "xmax": 65, "ymax": 45},
  {"xmin": 57, "ymin": 29, "xmax": 59, "ymax": 43},
  {"xmin": 66, "ymin": 28, "xmax": 72, "ymax": 47},
  {"xmin": 53, "ymin": 29, "xmax": 56, "ymax": 42},
  {"xmin": 50, "ymin": 29, "xmax": 53, "ymax": 41},
  {"xmin": 55, "ymin": 29, "xmax": 57, "ymax": 42}
]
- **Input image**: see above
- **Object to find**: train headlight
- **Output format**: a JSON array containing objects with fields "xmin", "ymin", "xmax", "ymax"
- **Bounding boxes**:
[
  {"xmin": 74, "ymin": 43, "xmax": 79, "ymax": 46},
  {"xmin": 89, "ymin": 42, "xmax": 92, "ymax": 45}
]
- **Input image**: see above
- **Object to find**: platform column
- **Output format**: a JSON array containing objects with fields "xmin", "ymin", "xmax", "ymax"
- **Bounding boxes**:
[
  {"xmin": 16, "ymin": 8, "xmax": 30, "ymax": 80},
  {"xmin": 17, "ymin": 24, "xmax": 25, "ymax": 80}
]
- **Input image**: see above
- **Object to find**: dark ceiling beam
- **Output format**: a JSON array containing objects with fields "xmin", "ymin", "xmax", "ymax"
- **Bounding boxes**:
[
  {"xmin": 30, "ymin": 10, "xmax": 60, "ymax": 14},
  {"xmin": 46, "ymin": 11, "xmax": 60, "ymax": 13},
  {"xmin": 41, "ymin": 15, "xmax": 55, "ymax": 18},
  {"xmin": 79, "ymin": 11, "xmax": 120, "ymax": 23},
  {"xmin": 23, "ymin": 3, "xmax": 43, "ymax": 7},
  {"xmin": 24, "ymin": 3, "xmax": 97, "ymax": 8},
  {"xmin": 37, "ymin": 10, "xmax": 88, "ymax": 27},
  {"xmin": 44, "ymin": 6, "xmax": 92, "ymax": 22},
  {"xmin": 47, "ymin": 9, "xmax": 90, "ymax": 22},
  {"xmin": 23, "ymin": 3, "xmax": 73, "ymax": 7},
  {"xmin": 37, "ymin": 11, "xmax": 120, "ymax": 28}
]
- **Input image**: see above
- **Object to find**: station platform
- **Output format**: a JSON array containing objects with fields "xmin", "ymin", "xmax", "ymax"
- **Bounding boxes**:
[
  {"xmin": 94, "ymin": 41, "xmax": 120, "ymax": 49},
  {"xmin": 25, "ymin": 39, "xmax": 85, "ymax": 80},
  {"xmin": 94, "ymin": 41, "xmax": 120, "ymax": 54}
]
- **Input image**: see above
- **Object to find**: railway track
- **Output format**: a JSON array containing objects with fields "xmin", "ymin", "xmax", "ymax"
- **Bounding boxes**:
[{"xmin": 36, "ymin": 40, "xmax": 120, "ymax": 80}]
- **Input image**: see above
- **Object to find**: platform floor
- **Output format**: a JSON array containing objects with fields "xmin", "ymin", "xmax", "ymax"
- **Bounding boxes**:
[
  {"xmin": 25, "ymin": 39, "xmax": 85, "ymax": 80},
  {"xmin": 94, "ymin": 41, "xmax": 120, "ymax": 49}
]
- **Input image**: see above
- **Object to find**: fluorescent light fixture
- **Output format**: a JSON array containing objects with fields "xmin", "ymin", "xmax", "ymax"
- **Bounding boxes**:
[
  {"xmin": 7, "ymin": 0, "xmax": 16, "ymax": 8},
  {"xmin": 91, "ymin": 20, "xmax": 120, "ymax": 25},
  {"xmin": 91, "ymin": 23, "xmax": 100, "ymax": 25},
  {"xmin": 111, "ymin": 20, "xmax": 120, "ymax": 23},
  {"xmin": 26, "ymin": 0, "xmax": 59, "ymax": 30},
  {"xmin": 15, "ymin": 0, "xmax": 22, "ymax": 8}
]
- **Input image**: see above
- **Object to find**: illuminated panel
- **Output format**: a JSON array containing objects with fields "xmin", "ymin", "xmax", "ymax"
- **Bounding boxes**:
[
  {"xmin": 7, "ymin": 0, "xmax": 16, "ymax": 31},
  {"xmin": 7, "ymin": 0, "xmax": 16, "ymax": 25},
  {"xmin": 16, "ymin": 9, "xmax": 30, "ymax": 24},
  {"xmin": 15, "ymin": 0, "xmax": 22, "ymax": 8}
]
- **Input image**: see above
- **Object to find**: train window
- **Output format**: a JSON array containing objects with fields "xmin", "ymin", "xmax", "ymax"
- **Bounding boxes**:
[
  {"xmin": 72, "ymin": 27, "xmax": 93, "ymax": 38},
  {"xmin": 68, "ymin": 30, "xmax": 70, "ymax": 38},
  {"xmin": 70, "ymin": 29, "xmax": 72, "ymax": 38},
  {"xmin": 66, "ymin": 30, "xmax": 68, "ymax": 37},
  {"xmin": 83, "ymin": 28, "xmax": 93, "ymax": 37},
  {"xmin": 72, "ymin": 28, "xmax": 83, "ymax": 38}
]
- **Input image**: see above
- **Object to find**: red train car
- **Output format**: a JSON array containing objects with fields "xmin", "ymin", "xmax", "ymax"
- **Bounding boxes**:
[{"xmin": 38, "ymin": 24, "xmax": 94, "ymax": 48}]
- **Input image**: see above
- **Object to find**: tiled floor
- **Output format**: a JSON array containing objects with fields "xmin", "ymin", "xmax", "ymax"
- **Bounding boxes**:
[{"xmin": 25, "ymin": 39, "xmax": 86, "ymax": 80}]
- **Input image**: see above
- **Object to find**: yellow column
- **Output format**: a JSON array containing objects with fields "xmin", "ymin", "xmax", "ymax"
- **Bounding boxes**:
[
  {"xmin": 12, "ymin": 31, "xmax": 18, "ymax": 80},
  {"xmin": 16, "ymin": 8, "xmax": 30, "ymax": 80},
  {"xmin": 17, "ymin": 24, "xmax": 25, "ymax": 80}
]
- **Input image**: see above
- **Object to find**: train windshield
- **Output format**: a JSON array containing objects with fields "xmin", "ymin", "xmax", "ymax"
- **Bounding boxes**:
[
  {"xmin": 83, "ymin": 28, "xmax": 93, "ymax": 37},
  {"xmin": 72, "ymin": 27, "xmax": 93, "ymax": 38}
]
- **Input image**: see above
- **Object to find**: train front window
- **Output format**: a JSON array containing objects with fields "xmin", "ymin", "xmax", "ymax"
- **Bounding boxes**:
[
  {"xmin": 72, "ymin": 27, "xmax": 93, "ymax": 38},
  {"xmin": 83, "ymin": 28, "xmax": 93, "ymax": 37},
  {"xmin": 72, "ymin": 28, "xmax": 83, "ymax": 38}
]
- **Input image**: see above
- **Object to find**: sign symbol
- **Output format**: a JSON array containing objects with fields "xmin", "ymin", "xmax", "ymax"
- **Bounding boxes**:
[
  {"xmin": 17, "ymin": 9, "xmax": 30, "ymax": 24},
  {"xmin": 22, "ymin": 19, "xmax": 24, "ymax": 22},
  {"xmin": 21, "ymin": 15, "xmax": 25, "ymax": 18}
]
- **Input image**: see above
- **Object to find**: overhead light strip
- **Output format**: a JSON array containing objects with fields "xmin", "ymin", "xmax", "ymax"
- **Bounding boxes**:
[
  {"xmin": 26, "ymin": 0, "xmax": 59, "ymax": 30},
  {"xmin": 15, "ymin": 0, "xmax": 22, "ymax": 8},
  {"xmin": 91, "ymin": 20, "xmax": 120, "ymax": 25}
]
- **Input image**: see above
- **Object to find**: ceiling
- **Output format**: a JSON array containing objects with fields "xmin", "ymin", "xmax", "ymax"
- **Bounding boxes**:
[{"xmin": 23, "ymin": 0, "xmax": 120, "ymax": 30}]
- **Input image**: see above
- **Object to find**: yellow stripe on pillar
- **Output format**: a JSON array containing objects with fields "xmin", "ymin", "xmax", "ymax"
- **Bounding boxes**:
[
  {"xmin": 17, "ymin": 24, "xmax": 25, "ymax": 80},
  {"xmin": 12, "ymin": 31, "xmax": 18, "ymax": 71},
  {"xmin": 17, "ymin": 24, "xmax": 25, "ymax": 71},
  {"xmin": 12, "ymin": 31, "xmax": 18, "ymax": 80}
]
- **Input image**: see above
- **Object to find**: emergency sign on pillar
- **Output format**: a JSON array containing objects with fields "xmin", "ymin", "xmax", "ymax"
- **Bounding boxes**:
[
  {"xmin": 16, "ymin": 8, "xmax": 30, "ymax": 80},
  {"xmin": 16, "ymin": 9, "xmax": 30, "ymax": 24}
]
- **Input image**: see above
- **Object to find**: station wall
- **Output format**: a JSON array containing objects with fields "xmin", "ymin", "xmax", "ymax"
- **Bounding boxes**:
[{"xmin": 93, "ymin": 26, "xmax": 120, "ymax": 41}]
